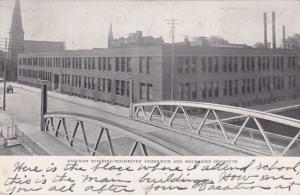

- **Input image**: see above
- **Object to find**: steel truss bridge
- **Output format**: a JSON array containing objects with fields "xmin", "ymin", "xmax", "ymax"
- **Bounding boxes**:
[{"xmin": 42, "ymin": 101, "xmax": 300, "ymax": 156}]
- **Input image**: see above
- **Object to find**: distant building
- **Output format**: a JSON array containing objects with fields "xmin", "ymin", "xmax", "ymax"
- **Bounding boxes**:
[
  {"xmin": 108, "ymin": 28, "xmax": 164, "ymax": 48},
  {"xmin": 286, "ymin": 34, "xmax": 300, "ymax": 49},
  {"xmin": 185, "ymin": 36, "xmax": 251, "ymax": 48},
  {"xmin": 8, "ymin": 0, "xmax": 65, "ymax": 81}
]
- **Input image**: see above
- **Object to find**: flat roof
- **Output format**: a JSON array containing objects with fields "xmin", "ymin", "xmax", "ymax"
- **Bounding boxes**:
[{"xmin": 18, "ymin": 44, "xmax": 298, "ymax": 57}]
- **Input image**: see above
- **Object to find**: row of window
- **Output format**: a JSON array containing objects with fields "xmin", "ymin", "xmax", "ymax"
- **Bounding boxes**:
[
  {"xmin": 175, "ymin": 76, "xmax": 297, "ymax": 100},
  {"xmin": 177, "ymin": 56, "xmax": 297, "ymax": 74},
  {"xmin": 60, "ymin": 74, "xmax": 131, "ymax": 97},
  {"xmin": 19, "ymin": 69, "xmax": 52, "ymax": 82},
  {"xmin": 19, "ymin": 56, "xmax": 152, "ymax": 74}
]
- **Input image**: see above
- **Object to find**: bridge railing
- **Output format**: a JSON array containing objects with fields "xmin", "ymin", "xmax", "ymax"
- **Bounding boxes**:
[
  {"xmin": 43, "ymin": 111, "xmax": 183, "ymax": 156},
  {"xmin": 131, "ymin": 101, "xmax": 300, "ymax": 156}
]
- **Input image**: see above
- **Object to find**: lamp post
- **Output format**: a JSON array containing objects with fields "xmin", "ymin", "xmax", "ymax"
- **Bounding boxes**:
[{"xmin": 40, "ymin": 80, "xmax": 48, "ymax": 131}]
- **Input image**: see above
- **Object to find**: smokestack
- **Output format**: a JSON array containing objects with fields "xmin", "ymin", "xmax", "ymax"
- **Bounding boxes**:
[
  {"xmin": 282, "ymin": 25, "xmax": 286, "ymax": 49},
  {"xmin": 263, "ymin": 13, "xmax": 268, "ymax": 49},
  {"xmin": 272, "ymin": 11, "xmax": 276, "ymax": 49}
]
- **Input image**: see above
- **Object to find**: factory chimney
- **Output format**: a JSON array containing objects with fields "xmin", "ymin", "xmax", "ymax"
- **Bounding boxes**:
[
  {"xmin": 263, "ymin": 13, "xmax": 268, "ymax": 49},
  {"xmin": 282, "ymin": 25, "xmax": 286, "ymax": 49},
  {"xmin": 272, "ymin": 11, "xmax": 276, "ymax": 49}
]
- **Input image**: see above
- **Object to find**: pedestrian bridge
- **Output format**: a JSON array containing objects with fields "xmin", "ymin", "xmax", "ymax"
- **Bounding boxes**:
[
  {"xmin": 41, "ymin": 101, "xmax": 300, "ymax": 156},
  {"xmin": 131, "ymin": 101, "xmax": 300, "ymax": 156}
]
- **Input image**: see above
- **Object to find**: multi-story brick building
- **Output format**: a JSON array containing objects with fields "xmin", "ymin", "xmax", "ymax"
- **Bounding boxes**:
[{"xmin": 17, "ymin": 45, "xmax": 300, "ymax": 107}]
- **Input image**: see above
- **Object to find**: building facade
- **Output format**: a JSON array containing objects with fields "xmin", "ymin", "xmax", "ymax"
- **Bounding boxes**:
[{"xmin": 18, "ymin": 45, "xmax": 300, "ymax": 108}]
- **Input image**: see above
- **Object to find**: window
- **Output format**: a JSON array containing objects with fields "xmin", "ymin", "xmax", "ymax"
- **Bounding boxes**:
[
  {"xmin": 146, "ymin": 57, "xmax": 151, "ymax": 74},
  {"xmin": 84, "ymin": 57, "xmax": 87, "ymax": 69},
  {"xmin": 121, "ymin": 57, "xmax": 126, "ymax": 72},
  {"xmin": 191, "ymin": 57, "xmax": 197, "ymax": 72},
  {"xmin": 258, "ymin": 78, "xmax": 262, "ymax": 92},
  {"xmin": 127, "ymin": 81, "xmax": 130, "ymax": 97},
  {"xmin": 102, "ymin": 79, "xmax": 106, "ymax": 92},
  {"xmin": 103, "ymin": 57, "xmax": 107, "ymax": 71},
  {"xmin": 201, "ymin": 57, "xmax": 206, "ymax": 72},
  {"xmin": 214, "ymin": 81, "xmax": 219, "ymax": 97},
  {"xmin": 223, "ymin": 57, "xmax": 227, "ymax": 72},
  {"xmin": 147, "ymin": 84, "xmax": 153, "ymax": 101},
  {"xmin": 234, "ymin": 57, "xmax": 238, "ymax": 72},
  {"xmin": 228, "ymin": 80, "xmax": 233, "ymax": 96},
  {"xmin": 107, "ymin": 79, "xmax": 111, "ymax": 93},
  {"xmin": 266, "ymin": 57, "xmax": 270, "ymax": 70},
  {"xmin": 178, "ymin": 57, "xmax": 183, "ymax": 73},
  {"xmin": 185, "ymin": 57, "xmax": 190, "ymax": 74},
  {"xmin": 98, "ymin": 78, "xmax": 102, "ymax": 91},
  {"xmin": 139, "ymin": 57, "xmax": 144, "ymax": 73},
  {"xmin": 191, "ymin": 83, "xmax": 197, "ymax": 99},
  {"xmin": 121, "ymin": 81, "xmax": 125, "ymax": 96},
  {"xmin": 84, "ymin": 76, "xmax": 87, "ymax": 88},
  {"xmin": 139, "ymin": 83, "xmax": 146, "ymax": 100},
  {"xmin": 185, "ymin": 83, "xmax": 190, "ymax": 100},
  {"xmin": 246, "ymin": 57, "xmax": 250, "ymax": 71},
  {"xmin": 67, "ymin": 75, "xmax": 70, "ymax": 85},
  {"xmin": 242, "ymin": 79, "xmax": 245, "ymax": 94},
  {"xmin": 115, "ymin": 80, "xmax": 120, "ymax": 95},
  {"xmin": 208, "ymin": 57, "xmax": 212, "ymax": 72},
  {"xmin": 241, "ymin": 57, "xmax": 245, "ymax": 71},
  {"xmin": 252, "ymin": 78, "xmax": 255, "ymax": 93},
  {"xmin": 115, "ymin": 57, "xmax": 120, "ymax": 72},
  {"xmin": 202, "ymin": 82, "xmax": 207, "ymax": 98},
  {"xmin": 223, "ymin": 80, "xmax": 228, "ymax": 96},
  {"xmin": 178, "ymin": 83, "xmax": 184, "ymax": 100},
  {"xmin": 87, "ymin": 58, "xmax": 91, "ymax": 70},
  {"xmin": 91, "ymin": 77, "xmax": 95, "ymax": 90},
  {"xmin": 228, "ymin": 57, "xmax": 233, "ymax": 72},
  {"xmin": 126, "ymin": 57, "xmax": 132, "ymax": 72},
  {"xmin": 107, "ymin": 57, "xmax": 111, "ymax": 71},
  {"xmin": 79, "ymin": 58, "xmax": 82, "ymax": 69},
  {"xmin": 215, "ymin": 57, "xmax": 219, "ymax": 72},
  {"xmin": 234, "ymin": 80, "xmax": 238, "ymax": 95},
  {"xmin": 72, "ymin": 75, "xmax": 74, "ymax": 86},
  {"xmin": 92, "ymin": 57, "xmax": 95, "ymax": 70},
  {"xmin": 88, "ymin": 77, "xmax": 91, "ymax": 89},
  {"xmin": 246, "ymin": 79, "xmax": 250, "ymax": 93},
  {"xmin": 98, "ymin": 57, "xmax": 102, "ymax": 70}
]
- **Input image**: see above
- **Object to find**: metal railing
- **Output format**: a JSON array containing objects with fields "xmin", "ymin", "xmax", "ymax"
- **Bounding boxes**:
[
  {"xmin": 43, "ymin": 111, "xmax": 183, "ymax": 156},
  {"xmin": 131, "ymin": 101, "xmax": 300, "ymax": 156}
]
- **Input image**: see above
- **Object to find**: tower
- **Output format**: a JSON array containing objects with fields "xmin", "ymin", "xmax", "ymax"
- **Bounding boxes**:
[
  {"xmin": 282, "ymin": 25, "xmax": 286, "ymax": 49},
  {"xmin": 9, "ymin": 0, "xmax": 24, "ymax": 81},
  {"xmin": 272, "ymin": 11, "xmax": 276, "ymax": 49},
  {"xmin": 108, "ymin": 23, "xmax": 113, "ymax": 48},
  {"xmin": 263, "ymin": 13, "xmax": 268, "ymax": 49}
]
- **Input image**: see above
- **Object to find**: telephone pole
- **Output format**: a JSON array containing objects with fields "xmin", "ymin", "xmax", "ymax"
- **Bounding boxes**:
[
  {"xmin": 166, "ymin": 19, "xmax": 179, "ymax": 103},
  {"xmin": 3, "ymin": 38, "xmax": 8, "ymax": 111}
]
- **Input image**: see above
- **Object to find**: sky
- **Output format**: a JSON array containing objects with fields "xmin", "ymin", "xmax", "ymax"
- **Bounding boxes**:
[{"xmin": 0, "ymin": 0, "xmax": 300, "ymax": 50}]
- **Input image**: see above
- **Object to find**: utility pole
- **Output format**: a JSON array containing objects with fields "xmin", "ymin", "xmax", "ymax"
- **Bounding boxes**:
[
  {"xmin": 3, "ymin": 38, "xmax": 8, "ymax": 111},
  {"xmin": 166, "ymin": 19, "xmax": 179, "ymax": 104}
]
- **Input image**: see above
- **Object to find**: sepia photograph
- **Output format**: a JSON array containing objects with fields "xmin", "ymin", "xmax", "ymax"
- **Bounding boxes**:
[{"xmin": 0, "ymin": 0, "xmax": 300, "ymax": 158}]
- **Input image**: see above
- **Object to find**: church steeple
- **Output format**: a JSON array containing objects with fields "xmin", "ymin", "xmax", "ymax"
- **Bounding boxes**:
[
  {"xmin": 9, "ymin": 0, "xmax": 24, "ymax": 81},
  {"xmin": 108, "ymin": 23, "xmax": 113, "ymax": 48},
  {"xmin": 10, "ymin": 0, "xmax": 24, "ymax": 34}
]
